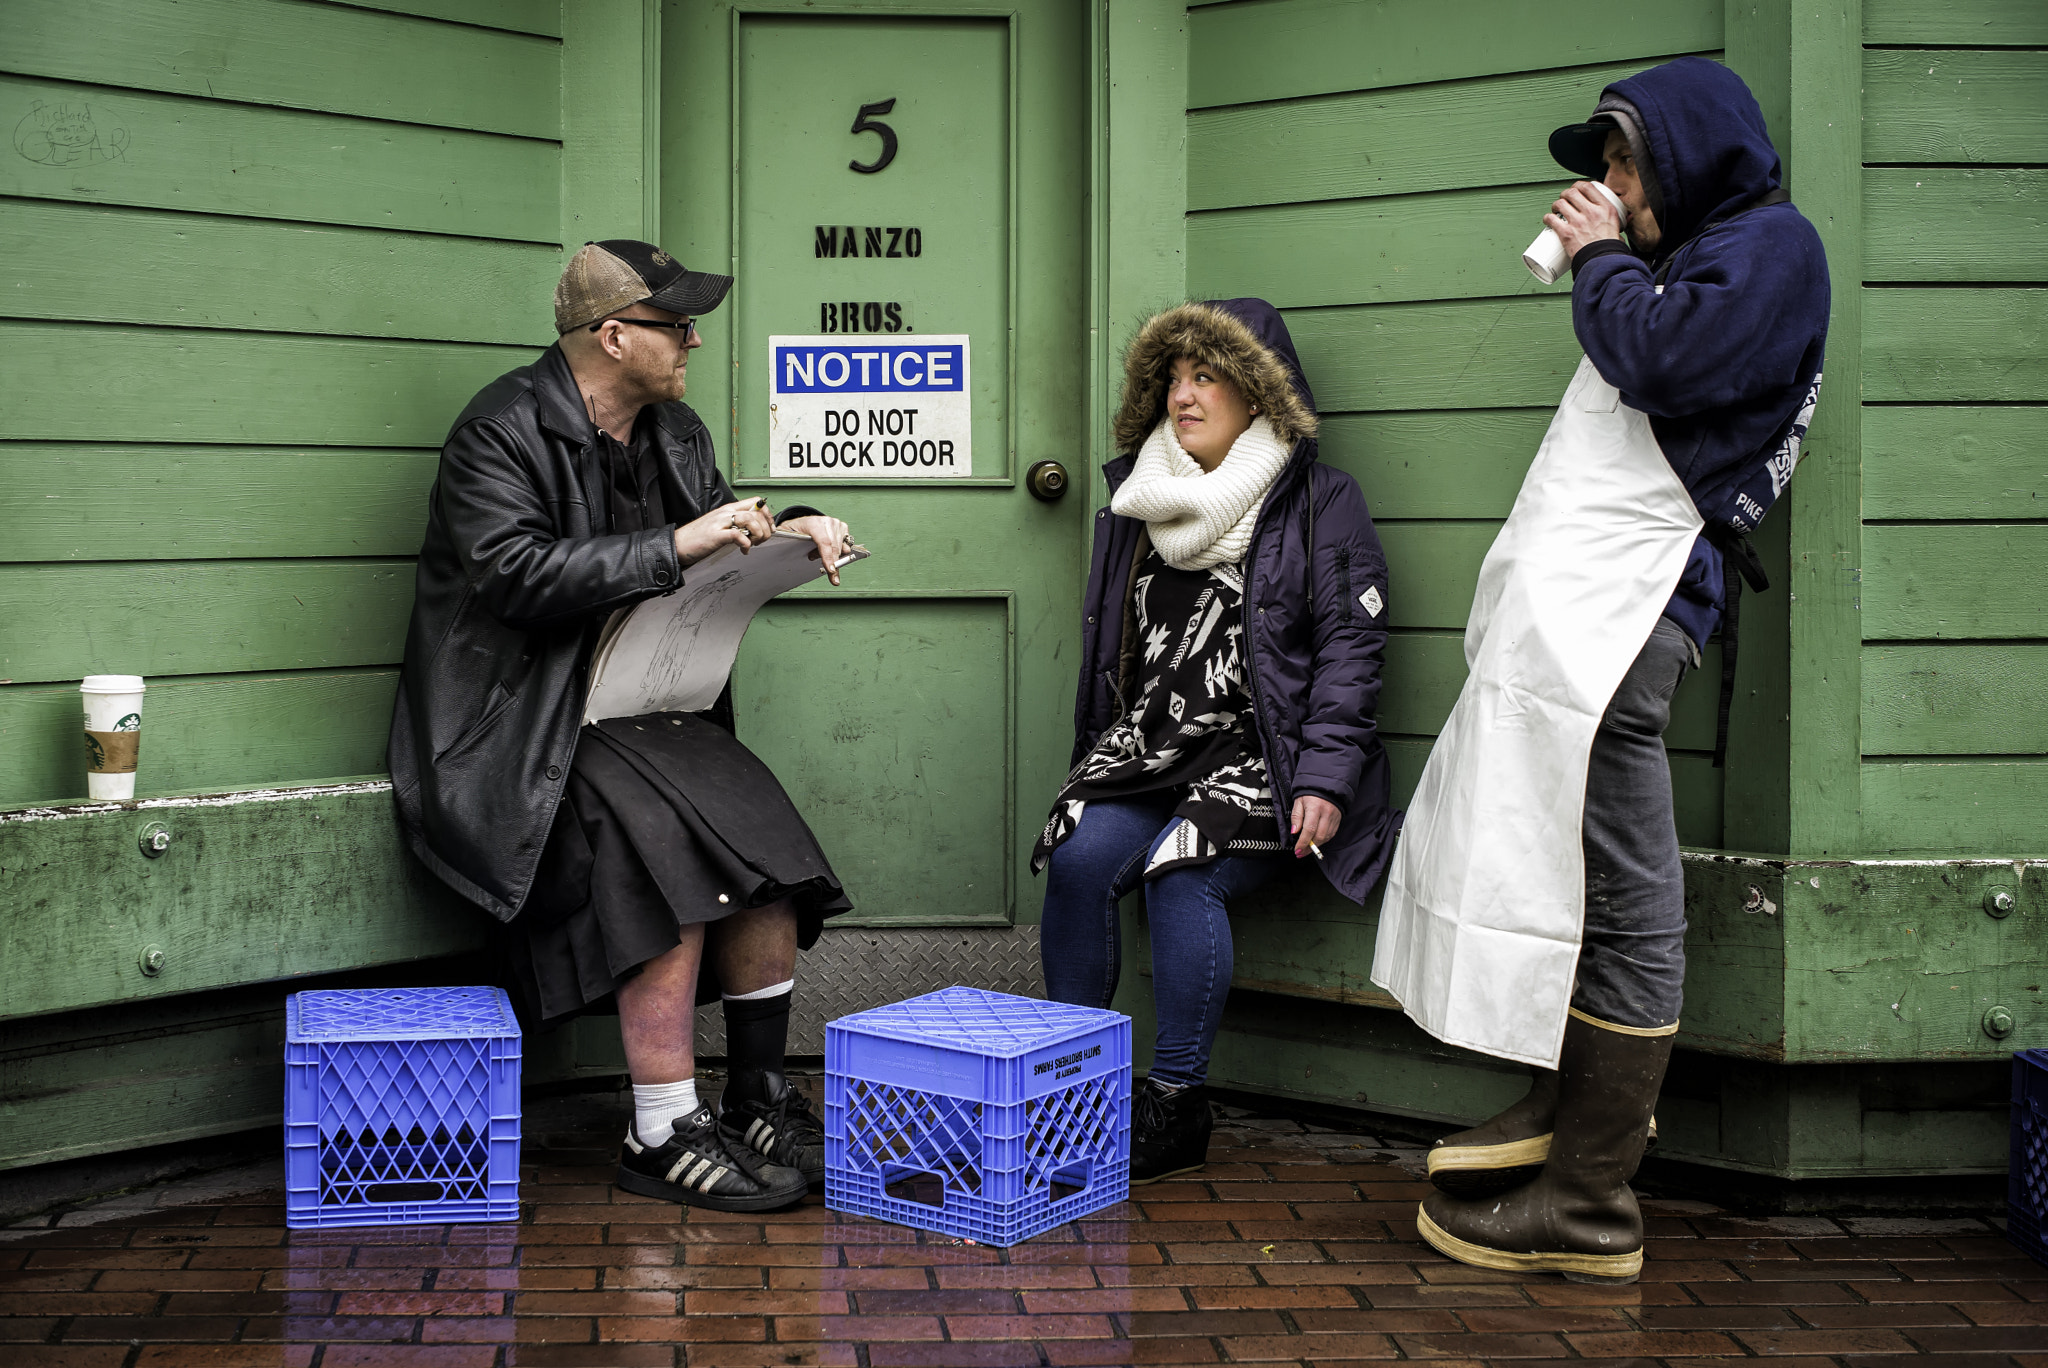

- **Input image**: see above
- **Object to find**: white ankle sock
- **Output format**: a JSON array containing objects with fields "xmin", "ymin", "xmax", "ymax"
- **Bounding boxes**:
[{"xmin": 632, "ymin": 1078, "xmax": 699, "ymax": 1148}]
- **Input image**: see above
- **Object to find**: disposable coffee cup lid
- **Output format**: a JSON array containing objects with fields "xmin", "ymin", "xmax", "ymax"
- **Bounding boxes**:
[{"xmin": 81, "ymin": 675, "xmax": 146, "ymax": 692}]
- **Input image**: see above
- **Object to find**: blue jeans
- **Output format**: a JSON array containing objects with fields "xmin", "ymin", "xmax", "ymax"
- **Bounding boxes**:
[{"xmin": 1040, "ymin": 794, "xmax": 1279, "ymax": 1090}]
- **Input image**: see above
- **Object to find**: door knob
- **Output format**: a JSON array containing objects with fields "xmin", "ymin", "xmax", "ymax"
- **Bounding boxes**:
[{"xmin": 1026, "ymin": 460, "xmax": 1070, "ymax": 502}]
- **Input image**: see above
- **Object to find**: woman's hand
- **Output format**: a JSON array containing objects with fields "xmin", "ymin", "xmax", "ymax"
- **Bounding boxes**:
[
  {"xmin": 779, "ymin": 514, "xmax": 857, "ymax": 587},
  {"xmin": 1291, "ymin": 794, "xmax": 1342, "ymax": 859},
  {"xmin": 673, "ymin": 498, "xmax": 775, "ymax": 567}
]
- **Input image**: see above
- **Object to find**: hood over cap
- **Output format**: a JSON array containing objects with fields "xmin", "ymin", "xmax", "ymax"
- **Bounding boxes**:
[
  {"xmin": 1112, "ymin": 298, "xmax": 1318, "ymax": 456},
  {"xmin": 1550, "ymin": 56, "xmax": 1783, "ymax": 258}
]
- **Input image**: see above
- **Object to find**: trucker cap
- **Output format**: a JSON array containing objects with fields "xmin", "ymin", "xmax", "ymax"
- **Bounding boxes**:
[
  {"xmin": 1550, "ymin": 94, "xmax": 1667, "ymax": 228},
  {"xmin": 553, "ymin": 239, "xmax": 733, "ymax": 334}
]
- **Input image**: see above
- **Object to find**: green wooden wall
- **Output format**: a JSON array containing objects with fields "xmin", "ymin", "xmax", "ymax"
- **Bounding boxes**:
[
  {"xmin": 2, "ymin": 0, "xmax": 2042, "ymax": 1181},
  {"xmin": 1184, "ymin": 0, "xmax": 1731, "ymax": 848},
  {"xmin": 0, "ymin": 0, "xmax": 575, "ymax": 808},
  {"xmin": 1856, "ymin": 0, "xmax": 2048, "ymax": 857}
]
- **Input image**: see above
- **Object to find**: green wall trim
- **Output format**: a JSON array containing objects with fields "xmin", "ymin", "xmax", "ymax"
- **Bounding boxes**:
[
  {"xmin": 0, "ymin": 783, "xmax": 482, "ymax": 1024},
  {"xmin": 1094, "ymin": 0, "xmax": 1188, "ymax": 514},
  {"xmin": 14, "ymin": 782, "xmax": 2037, "ymax": 1066},
  {"xmin": 1784, "ymin": 0, "xmax": 1865, "ymax": 859},
  {"xmin": 1193, "ymin": 850, "xmax": 2046, "ymax": 1067},
  {"xmin": 564, "ymin": 0, "xmax": 662, "ymax": 244}
]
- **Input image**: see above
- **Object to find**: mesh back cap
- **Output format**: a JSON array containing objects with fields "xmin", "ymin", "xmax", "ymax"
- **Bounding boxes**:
[{"xmin": 553, "ymin": 240, "xmax": 733, "ymax": 333}]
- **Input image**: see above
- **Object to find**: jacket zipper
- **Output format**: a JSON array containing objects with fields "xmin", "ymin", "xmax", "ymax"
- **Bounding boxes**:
[
  {"xmin": 1240, "ymin": 521, "xmax": 1290, "ymax": 821},
  {"xmin": 1242, "ymin": 455, "xmax": 1320, "ymax": 821}
]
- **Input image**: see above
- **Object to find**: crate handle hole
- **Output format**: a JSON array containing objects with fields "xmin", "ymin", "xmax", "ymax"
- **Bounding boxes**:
[
  {"xmin": 1049, "ymin": 1159, "xmax": 1092, "ymax": 1201},
  {"xmin": 882, "ymin": 1166, "xmax": 949, "ymax": 1208},
  {"xmin": 366, "ymin": 1182, "xmax": 446, "ymax": 1204}
]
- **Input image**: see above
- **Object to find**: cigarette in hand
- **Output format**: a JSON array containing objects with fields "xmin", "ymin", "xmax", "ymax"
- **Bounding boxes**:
[{"xmin": 1307, "ymin": 841, "xmax": 1324, "ymax": 861}]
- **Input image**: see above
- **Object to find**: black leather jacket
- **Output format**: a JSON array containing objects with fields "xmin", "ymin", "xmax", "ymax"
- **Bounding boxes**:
[{"xmin": 389, "ymin": 344, "xmax": 743, "ymax": 921}]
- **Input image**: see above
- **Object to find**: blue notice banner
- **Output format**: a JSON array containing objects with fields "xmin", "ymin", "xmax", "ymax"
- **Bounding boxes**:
[{"xmin": 775, "ymin": 343, "xmax": 965, "ymax": 395}]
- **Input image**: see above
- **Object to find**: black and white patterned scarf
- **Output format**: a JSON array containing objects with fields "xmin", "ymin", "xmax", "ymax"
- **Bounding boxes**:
[{"xmin": 1033, "ymin": 552, "xmax": 1283, "ymax": 879}]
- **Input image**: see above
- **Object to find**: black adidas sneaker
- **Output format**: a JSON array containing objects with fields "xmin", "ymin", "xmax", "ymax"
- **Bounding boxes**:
[
  {"xmin": 719, "ymin": 1073, "xmax": 827, "ymax": 1187},
  {"xmin": 616, "ymin": 1105, "xmax": 806, "ymax": 1211}
]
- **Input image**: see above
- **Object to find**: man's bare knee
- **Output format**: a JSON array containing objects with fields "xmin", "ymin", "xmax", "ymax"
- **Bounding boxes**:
[{"xmin": 711, "ymin": 899, "xmax": 798, "ymax": 994}]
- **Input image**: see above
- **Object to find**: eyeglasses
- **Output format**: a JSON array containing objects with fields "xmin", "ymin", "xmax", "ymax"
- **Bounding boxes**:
[{"xmin": 589, "ymin": 315, "xmax": 696, "ymax": 337}]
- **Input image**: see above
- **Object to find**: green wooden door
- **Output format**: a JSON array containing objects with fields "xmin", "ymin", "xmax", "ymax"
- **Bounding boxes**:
[{"xmin": 663, "ymin": 3, "xmax": 1089, "ymax": 928}]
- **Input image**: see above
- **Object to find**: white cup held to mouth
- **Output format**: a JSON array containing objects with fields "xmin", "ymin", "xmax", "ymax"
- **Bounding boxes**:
[
  {"xmin": 81, "ymin": 674, "xmax": 146, "ymax": 801},
  {"xmin": 1523, "ymin": 181, "xmax": 1629, "ymax": 285}
]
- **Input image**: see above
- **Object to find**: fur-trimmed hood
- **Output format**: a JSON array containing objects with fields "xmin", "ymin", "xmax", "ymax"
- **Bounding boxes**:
[{"xmin": 1111, "ymin": 299, "xmax": 1319, "ymax": 455}]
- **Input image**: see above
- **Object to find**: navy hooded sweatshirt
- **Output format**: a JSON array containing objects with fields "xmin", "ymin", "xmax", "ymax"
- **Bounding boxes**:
[{"xmin": 1565, "ymin": 57, "xmax": 1830, "ymax": 647}]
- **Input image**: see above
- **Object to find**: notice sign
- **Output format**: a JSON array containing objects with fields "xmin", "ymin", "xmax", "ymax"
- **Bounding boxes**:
[{"xmin": 769, "ymin": 334, "xmax": 971, "ymax": 477}]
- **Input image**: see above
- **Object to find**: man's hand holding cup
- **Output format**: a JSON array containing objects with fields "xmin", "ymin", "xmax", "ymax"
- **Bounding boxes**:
[
  {"xmin": 1545, "ymin": 180, "xmax": 1629, "ymax": 259},
  {"xmin": 1523, "ymin": 180, "xmax": 1629, "ymax": 284}
]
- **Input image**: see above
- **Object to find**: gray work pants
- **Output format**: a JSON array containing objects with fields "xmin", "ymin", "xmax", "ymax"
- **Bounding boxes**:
[{"xmin": 1571, "ymin": 617, "xmax": 1697, "ymax": 1030}]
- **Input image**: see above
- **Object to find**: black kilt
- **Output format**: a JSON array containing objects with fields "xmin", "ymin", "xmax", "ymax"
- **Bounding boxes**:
[{"xmin": 506, "ymin": 710, "xmax": 851, "ymax": 1022}]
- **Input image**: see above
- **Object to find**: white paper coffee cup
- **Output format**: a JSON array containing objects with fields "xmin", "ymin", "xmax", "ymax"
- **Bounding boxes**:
[
  {"xmin": 81, "ymin": 675, "xmax": 145, "ymax": 801},
  {"xmin": 1523, "ymin": 181, "xmax": 1628, "ymax": 284}
]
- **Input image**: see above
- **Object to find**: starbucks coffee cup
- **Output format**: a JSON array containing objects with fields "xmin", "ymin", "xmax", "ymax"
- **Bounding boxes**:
[
  {"xmin": 81, "ymin": 675, "xmax": 145, "ymax": 800},
  {"xmin": 1524, "ymin": 181, "xmax": 1629, "ymax": 284}
]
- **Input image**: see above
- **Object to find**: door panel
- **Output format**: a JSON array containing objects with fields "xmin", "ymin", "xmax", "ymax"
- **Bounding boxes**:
[
  {"xmin": 739, "ymin": 598, "xmax": 1010, "ymax": 925},
  {"xmin": 663, "ymin": 1, "xmax": 1088, "ymax": 927},
  {"xmin": 735, "ymin": 14, "xmax": 1009, "ymax": 483}
]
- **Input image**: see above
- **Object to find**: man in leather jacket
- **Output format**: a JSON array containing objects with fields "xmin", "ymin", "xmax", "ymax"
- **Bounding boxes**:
[{"xmin": 389, "ymin": 240, "xmax": 857, "ymax": 1212}]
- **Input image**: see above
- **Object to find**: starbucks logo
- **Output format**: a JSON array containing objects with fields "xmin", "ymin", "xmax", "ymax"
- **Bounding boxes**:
[
  {"xmin": 113, "ymin": 713, "xmax": 141, "ymax": 732},
  {"xmin": 84, "ymin": 732, "xmax": 106, "ymax": 768}
]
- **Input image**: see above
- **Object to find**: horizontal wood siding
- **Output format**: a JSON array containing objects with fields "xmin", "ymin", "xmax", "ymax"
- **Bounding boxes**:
[
  {"xmin": 1187, "ymin": 0, "xmax": 1721, "ymax": 109},
  {"xmin": 11, "ymin": 0, "xmax": 560, "ymax": 137},
  {"xmin": 1187, "ymin": 5, "xmax": 1726, "ymax": 847},
  {"xmin": 0, "ymin": 0, "xmax": 562, "ymax": 807},
  {"xmin": 1858, "ymin": 0, "xmax": 2048, "ymax": 854}
]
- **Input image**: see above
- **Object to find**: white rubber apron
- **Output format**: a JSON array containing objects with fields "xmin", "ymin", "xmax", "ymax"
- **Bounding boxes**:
[{"xmin": 1371, "ymin": 356, "xmax": 1703, "ymax": 1069}]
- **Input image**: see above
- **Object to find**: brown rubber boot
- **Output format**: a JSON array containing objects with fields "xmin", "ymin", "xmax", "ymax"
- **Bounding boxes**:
[
  {"xmin": 1426, "ymin": 1068, "xmax": 1558, "ymax": 1197},
  {"xmin": 1427, "ymin": 1075, "xmax": 1659, "ymax": 1198},
  {"xmin": 1416, "ymin": 1009, "xmax": 1675, "ymax": 1284}
]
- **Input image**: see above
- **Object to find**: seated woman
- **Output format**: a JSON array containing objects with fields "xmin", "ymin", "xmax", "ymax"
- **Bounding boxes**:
[{"xmin": 1037, "ymin": 298, "xmax": 1401, "ymax": 1183}]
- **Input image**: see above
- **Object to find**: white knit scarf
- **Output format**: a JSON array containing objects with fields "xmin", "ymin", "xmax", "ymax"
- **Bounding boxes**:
[{"xmin": 1111, "ymin": 415, "xmax": 1291, "ymax": 570}]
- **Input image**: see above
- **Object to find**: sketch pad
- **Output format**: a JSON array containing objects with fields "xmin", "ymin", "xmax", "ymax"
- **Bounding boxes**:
[{"xmin": 583, "ymin": 529, "xmax": 867, "ymax": 725}]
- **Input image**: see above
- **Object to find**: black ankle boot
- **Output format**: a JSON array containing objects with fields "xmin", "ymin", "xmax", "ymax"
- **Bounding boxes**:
[{"xmin": 1130, "ymin": 1079, "xmax": 1212, "ymax": 1185}]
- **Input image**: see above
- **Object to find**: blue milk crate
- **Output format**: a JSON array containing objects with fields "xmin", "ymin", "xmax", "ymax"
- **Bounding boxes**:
[
  {"xmin": 2011, "ymin": 1048, "xmax": 2048, "ymax": 1266},
  {"xmin": 824, "ymin": 987, "xmax": 1131, "ymax": 1245},
  {"xmin": 284, "ymin": 986, "xmax": 521, "ymax": 1229}
]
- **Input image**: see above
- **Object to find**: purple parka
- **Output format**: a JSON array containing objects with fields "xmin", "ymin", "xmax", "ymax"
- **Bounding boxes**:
[{"xmin": 1071, "ymin": 298, "xmax": 1402, "ymax": 903}]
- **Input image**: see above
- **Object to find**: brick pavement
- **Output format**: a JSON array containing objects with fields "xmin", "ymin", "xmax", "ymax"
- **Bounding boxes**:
[{"xmin": 3, "ymin": 1091, "xmax": 2043, "ymax": 1366}]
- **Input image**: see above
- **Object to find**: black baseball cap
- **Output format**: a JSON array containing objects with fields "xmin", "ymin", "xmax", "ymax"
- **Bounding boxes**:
[{"xmin": 553, "ymin": 239, "xmax": 733, "ymax": 333}]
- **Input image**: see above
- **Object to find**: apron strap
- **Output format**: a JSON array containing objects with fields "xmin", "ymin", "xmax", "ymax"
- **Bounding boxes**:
[
  {"xmin": 1714, "ymin": 553, "xmax": 1741, "ymax": 769},
  {"xmin": 1702, "ymin": 527, "xmax": 1770, "ymax": 768}
]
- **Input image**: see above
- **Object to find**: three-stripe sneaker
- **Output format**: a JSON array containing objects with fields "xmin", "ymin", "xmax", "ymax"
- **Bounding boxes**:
[
  {"xmin": 615, "ymin": 1105, "xmax": 806, "ymax": 1212},
  {"xmin": 720, "ymin": 1073, "xmax": 827, "ymax": 1188}
]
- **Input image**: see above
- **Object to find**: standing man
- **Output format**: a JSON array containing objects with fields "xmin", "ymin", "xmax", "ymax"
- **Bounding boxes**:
[
  {"xmin": 390, "ymin": 241, "xmax": 859, "ymax": 1212},
  {"xmin": 1374, "ymin": 58, "xmax": 1829, "ymax": 1282}
]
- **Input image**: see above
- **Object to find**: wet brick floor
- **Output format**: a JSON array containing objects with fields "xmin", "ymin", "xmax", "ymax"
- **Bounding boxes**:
[{"xmin": 4, "ymin": 1085, "xmax": 2045, "ymax": 1366}]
